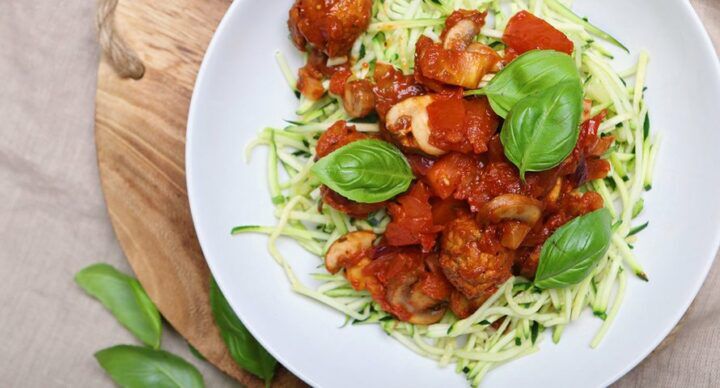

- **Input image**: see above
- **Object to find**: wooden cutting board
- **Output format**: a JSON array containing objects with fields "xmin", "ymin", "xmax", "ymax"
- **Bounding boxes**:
[{"xmin": 94, "ymin": 0, "xmax": 304, "ymax": 386}]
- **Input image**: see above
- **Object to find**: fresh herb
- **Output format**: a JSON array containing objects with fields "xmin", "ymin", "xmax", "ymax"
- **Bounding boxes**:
[
  {"xmin": 530, "ymin": 322, "xmax": 541, "ymax": 345},
  {"xmin": 628, "ymin": 221, "xmax": 649, "ymax": 237},
  {"xmin": 95, "ymin": 345, "xmax": 204, "ymax": 388},
  {"xmin": 534, "ymin": 209, "xmax": 612, "ymax": 289},
  {"xmin": 348, "ymin": 112, "xmax": 380, "ymax": 124},
  {"xmin": 311, "ymin": 139, "xmax": 413, "ymax": 203},
  {"xmin": 188, "ymin": 343, "xmax": 206, "ymax": 362},
  {"xmin": 210, "ymin": 279, "xmax": 277, "ymax": 386},
  {"xmin": 632, "ymin": 198, "xmax": 644, "ymax": 218},
  {"xmin": 515, "ymin": 337, "xmax": 522, "ymax": 346},
  {"xmin": 75, "ymin": 264, "xmax": 161, "ymax": 349},
  {"xmin": 292, "ymin": 150, "xmax": 311, "ymax": 158},
  {"xmin": 500, "ymin": 80, "xmax": 583, "ymax": 179},
  {"xmin": 471, "ymin": 50, "xmax": 581, "ymax": 118}
]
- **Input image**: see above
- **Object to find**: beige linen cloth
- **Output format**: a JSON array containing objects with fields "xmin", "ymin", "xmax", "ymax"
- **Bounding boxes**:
[{"xmin": 0, "ymin": 1, "xmax": 716, "ymax": 387}]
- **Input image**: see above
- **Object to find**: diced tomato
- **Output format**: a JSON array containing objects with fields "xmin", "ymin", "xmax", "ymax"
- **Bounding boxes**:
[
  {"xmin": 385, "ymin": 182, "xmax": 442, "ymax": 252},
  {"xmin": 329, "ymin": 69, "xmax": 352, "ymax": 95},
  {"xmin": 557, "ymin": 111, "xmax": 613, "ymax": 186},
  {"xmin": 373, "ymin": 62, "xmax": 426, "ymax": 117},
  {"xmin": 523, "ymin": 190, "xmax": 604, "ymax": 247},
  {"xmin": 418, "ymin": 271, "xmax": 453, "ymax": 301},
  {"xmin": 315, "ymin": 120, "xmax": 369, "ymax": 158},
  {"xmin": 405, "ymin": 153, "xmax": 437, "ymax": 177},
  {"xmin": 503, "ymin": 11, "xmax": 574, "ymax": 57},
  {"xmin": 462, "ymin": 162, "xmax": 523, "ymax": 211},
  {"xmin": 320, "ymin": 186, "xmax": 385, "ymax": 218},
  {"xmin": 297, "ymin": 66, "xmax": 325, "ymax": 100},
  {"xmin": 425, "ymin": 153, "xmax": 482, "ymax": 199},
  {"xmin": 425, "ymin": 96, "xmax": 500, "ymax": 154},
  {"xmin": 297, "ymin": 50, "xmax": 351, "ymax": 99},
  {"xmin": 431, "ymin": 198, "xmax": 468, "ymax": 226}
]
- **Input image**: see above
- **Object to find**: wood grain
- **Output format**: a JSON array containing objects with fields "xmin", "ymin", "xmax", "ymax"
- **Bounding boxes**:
[{"xmin": 94, "ymin": 1, "xmax": 304, "ymax": 386}]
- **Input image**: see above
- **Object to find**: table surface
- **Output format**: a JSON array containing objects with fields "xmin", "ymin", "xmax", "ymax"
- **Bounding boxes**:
[{"xmin": 0, "ymin": 1, "xmax": 717, "ymax": 387}]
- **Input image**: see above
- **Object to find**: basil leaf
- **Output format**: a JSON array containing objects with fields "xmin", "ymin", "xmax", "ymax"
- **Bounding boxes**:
[
  {"xmin": 311, "ymin": 139, "xmax": 413, "ymax": 203},
  {"xmin": 534, "ymin": 209, "xmax": 612, "ymax": 289},
  {"xmin": 75, "ymin": 264, "xmax": 161, "ymax": 349},
  {"xmin": 210, "ymin": 279, "xmax": 277, "ymax": 385},
  {"xmin": 500, "ymin": 80, "xmax": 583, "ymax": 179},
  {"xmin": 95, "ymin": 345, "xmax": 204, "ymax": 388},
  {"xmin": 482, "ymin": 50, "xmax": 581, "ymax": 118},
  {"xmin": 188, "ymin": 343, "xmax": 206, "ymax": 361}
]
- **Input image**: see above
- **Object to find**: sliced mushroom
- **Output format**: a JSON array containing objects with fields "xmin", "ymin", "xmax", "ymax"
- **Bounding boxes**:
[
  {"xmin": 467, "ymin": 43, "xmax": 503, "ymax": 73},
  {"xmin": 443, "ymin": 19, "xmax": 481, "ymax": 51},
  {"xmin": 480, "ymin": 194, "xmax": 544, "ymax": 225},
  {"xmin": 342, "ymin": 79, "xmax": 376, "ymax": 118},
  {"xmin": 345, "ymin": 257, "xmax": 375, "ymax": 291},
  {"xmin": 545, "ymin": 178, "xmax": 563, "ymax": 205},
  {"xmin": 500, "ymin": 221, "xmax": 532, "ymax": 250},
  {"xmin": 386, "ymin": 95, "xmax": 446, "ymax": 156},
  {"xmin": 324, "ymin": 231, "xmax": 376, "ymax": 274},
  {"xmin": 386, "ymin": 276, "xmax": 446, "ymax": 325}
]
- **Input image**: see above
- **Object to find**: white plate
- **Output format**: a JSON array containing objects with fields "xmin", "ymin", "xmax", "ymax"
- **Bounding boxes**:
[{"xmin": 187, "ymin": 1, "xmax": 720, "ymax": 386}]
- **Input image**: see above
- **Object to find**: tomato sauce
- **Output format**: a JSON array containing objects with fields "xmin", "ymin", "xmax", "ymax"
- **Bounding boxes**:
[
  {"xmin": 384, "ymin": 182, "xmax": 442, "ymax": 252},
  {"xmin": 426, "ymin": 96, "xmax": 500, "ymax": 154},
  {"xmin": 503, "ymin": 11, "xmax": 574, "ymax": 60}
]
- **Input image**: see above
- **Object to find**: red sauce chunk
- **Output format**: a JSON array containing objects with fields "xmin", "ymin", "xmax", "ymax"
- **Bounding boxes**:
[
  {"xmin": 329, "ymin": 69, "xmax": 352, "ymax": 95},
  {"xmin": 426, "ymin": 96, "xmax": 500, "ymax": 154},
  {"xmin": 373, "ymin": 62, "xmax": 427, "ymax": 117},
  {"xmin": 425, "ymin": 153, "xmax": 482, "ymax": 199},
  {"xmin": 503, "ymin": 11, "xmax": 574, "ymax": 59},
  {"xmin": 440, "ymin": 10, "xmax": 487, "ymax": 43},
  {"xmin": 385, "ymin": 182, "xmax": 442, "ymax": 252},
  {"xmin": 315, "ymin": 120, "xmax": 369, "ymax": 158}
]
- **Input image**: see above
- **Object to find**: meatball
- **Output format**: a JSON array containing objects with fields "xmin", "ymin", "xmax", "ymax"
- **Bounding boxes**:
[
  {"xmin": 288, "ymin": 0, "xmax": 373, "ymax": 57},
  {"xmin": 439, "ymin": 213, "xmax": 512, "ymax": 299}
]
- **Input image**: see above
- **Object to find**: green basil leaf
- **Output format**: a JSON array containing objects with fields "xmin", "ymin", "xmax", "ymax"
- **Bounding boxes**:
[
  {"xmin": 311, "ymin": 139, "xmax": 413, "ymax": 203},
  {"xmin": 187, "ymin": 343, "xmax": 206, "ymax": 362},
  {"xmin": 482, "ymin": 50, "xmax": 581, "ymax": 118},
  {"xmin": 210, "ymin": 279, "xmax": 277, "ymax": 385},
  {"xmin": 95, "ymin": 345, "xmax": 204, "ymax": 388},
  {"xmin": 75, "ymin": 264, "xmax": 161, "ymax": 349},
  {"xmin": 534, "ymin": 209, "xmax": 612, "ymax": 289},
  {"xmin": 500, "ymin": 80, "xmax": 583, "ymax": 179}
]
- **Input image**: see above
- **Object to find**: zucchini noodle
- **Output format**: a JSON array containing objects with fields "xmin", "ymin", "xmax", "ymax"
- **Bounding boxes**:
[{"xmin": 235, "ymin": 0, "xmax": 658, "ymax": 385}]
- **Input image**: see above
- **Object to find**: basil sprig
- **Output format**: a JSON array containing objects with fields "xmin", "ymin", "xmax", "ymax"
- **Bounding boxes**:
[
  {"xmin": 75, "ymin": 263, "xmax": 162, "ymax": 349},
  {"xmin": 210, "ymin": 279, "xmax": 277, "ymax": 385},
  {"xmin": 534, "ymin": 209, "xmax": 612, "ymax": 289},
  {"xmin": 311, "ymin": 139, "xmax": 413, "ymax": 203},
  {"xmin": 479, "ymin": 50, "xmax": 581, "ymax": 118},
  {"xmin": 95, "ymin": 345, "xmax": 204, "ymax": 388},
  {"xmin": 500, "ymin": 80, "xmax": 583, "ymax": 179}
]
